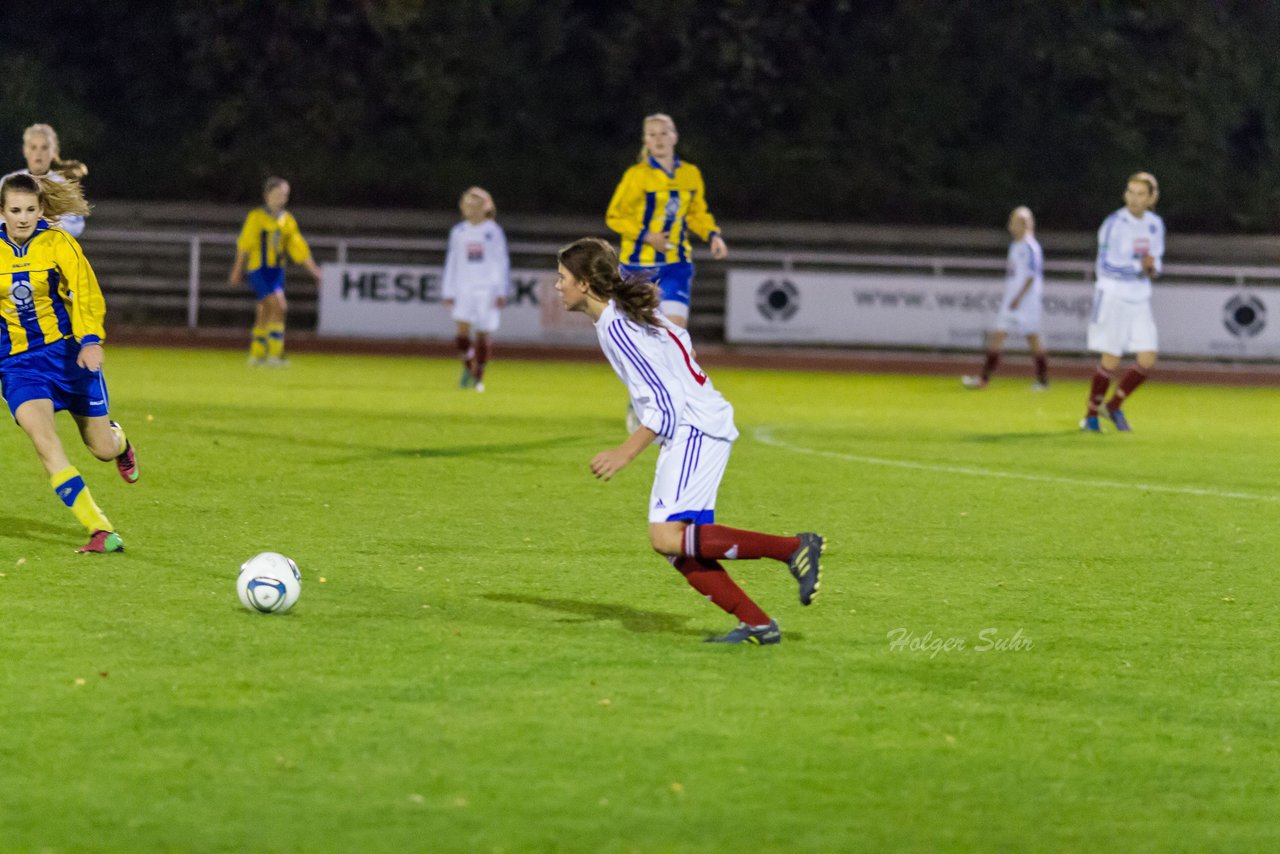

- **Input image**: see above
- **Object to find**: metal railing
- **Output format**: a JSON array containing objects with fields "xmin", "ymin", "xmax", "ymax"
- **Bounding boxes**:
[{"xmin": 80, "ymin": 228, "xmax": 1280, "ymax": 330}]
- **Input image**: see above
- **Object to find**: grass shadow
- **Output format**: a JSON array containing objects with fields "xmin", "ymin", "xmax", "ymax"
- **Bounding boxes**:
[
  {"xmin": 200, "ymin": 424, "xmax": 596, "ymax": 463},
  {"xmin": 485, "ymin": 592, "xmax": 707, "ymax": 638},
  {"xmin": 0, "ymin": 514, "xmax": 77, "ymax": 545},
  {"xmin": 962, "ymin": 430, "xmax": 1083, "ymax": 443}
]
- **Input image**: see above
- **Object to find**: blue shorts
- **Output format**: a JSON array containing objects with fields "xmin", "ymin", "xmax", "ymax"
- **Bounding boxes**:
[
  {"xmin": 248, "ymin": 268, "xmax": 286, "ymax": 300},
  {"xmin": 1, "ymin": 338, "xmax": 110, "ymax": 419},
  {"xmin": 621, "ymin": 262, "xmax": 694, "ymax": 309}
]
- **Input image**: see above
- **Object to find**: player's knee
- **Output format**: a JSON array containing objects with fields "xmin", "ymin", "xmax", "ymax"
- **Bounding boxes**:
[
  {"xmin": 1137, "ymin": 353, "xmax": 1157, "ymax": 370},
  {"xmin": 648, "ymin": 525, "xmax": 683, "ymax": 557}
]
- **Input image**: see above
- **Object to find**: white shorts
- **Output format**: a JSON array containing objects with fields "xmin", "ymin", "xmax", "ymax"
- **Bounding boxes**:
[
  {"xmin": 659, "ymin": 299, "xmax": 689, "ymax": 321},
  {"xmin": 649, "ymin": 426, "xmax": 732, "ymax": 524},
  {"xmin": 1087, "ymin": 290, "xmax": 1157, "ymax": 355},
  {"xmin": 451, "ymin": 289, "xmax": 502, "ymax": 333},
  {"xmin": 993, "ymin": 305, "xmax": 1041, "ymax": 336}
]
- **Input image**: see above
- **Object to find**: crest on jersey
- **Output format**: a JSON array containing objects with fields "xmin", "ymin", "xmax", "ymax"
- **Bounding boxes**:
[{"xmin": 8, "ymin": 280, "xmax": 34, "ymax": 312}]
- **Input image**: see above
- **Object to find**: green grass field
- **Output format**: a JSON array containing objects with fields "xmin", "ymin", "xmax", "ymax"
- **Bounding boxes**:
[{"xmin": 2, "ymin": 347, "xmax": 1278, "ymax": 851}]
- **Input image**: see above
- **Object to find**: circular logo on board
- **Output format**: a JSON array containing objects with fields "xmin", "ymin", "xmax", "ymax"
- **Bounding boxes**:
[
  {"xmin": 756, "ymin": 279, "xmax": 799, "ymax": 321},
  {"xmin": 1222, "ymin": 294, "xmax": 1266, "ymax": 338}
]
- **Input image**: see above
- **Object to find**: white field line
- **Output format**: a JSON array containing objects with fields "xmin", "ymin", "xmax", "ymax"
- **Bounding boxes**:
[{"xmin": 752, "ymin": 427, "xmax": 1280, "ymax": 503}]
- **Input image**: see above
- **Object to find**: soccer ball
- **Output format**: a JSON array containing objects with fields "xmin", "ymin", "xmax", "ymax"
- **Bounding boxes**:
[{"xmin": 237, "ymin": 552, "xmax": 302, "ymax": 614}]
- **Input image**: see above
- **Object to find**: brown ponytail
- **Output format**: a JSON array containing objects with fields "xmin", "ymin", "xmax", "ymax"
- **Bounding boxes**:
[{"xmin": 558, "ymin": 237, "xmax": 661, "ymax": 328}]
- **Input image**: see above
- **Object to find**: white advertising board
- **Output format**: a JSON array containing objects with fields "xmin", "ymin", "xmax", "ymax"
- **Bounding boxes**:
[
  {"xmin": 726, "ymin": 270, "xmax": 1280, "ymax": 358},
  {"xmin": 317, "ymin": 264, "xmax": 595, "ymax": 343}
]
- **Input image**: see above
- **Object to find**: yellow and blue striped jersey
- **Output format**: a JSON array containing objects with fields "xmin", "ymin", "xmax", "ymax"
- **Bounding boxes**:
[
  {"xmin": 0, "ymin": 220, "xmax": 106, "ymax": 359},
  {"xmin": 606, "ymin": 157, "xmax": 721, "ymax": 266},
  {"xmin": 236, "ymin": 208, "xmax": 312, "ymax": 273}
]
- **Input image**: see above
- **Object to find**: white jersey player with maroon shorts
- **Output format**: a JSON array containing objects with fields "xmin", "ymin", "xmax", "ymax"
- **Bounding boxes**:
[
  {"xmin": 1081, "ymin": 173, "xmax": 1164, "ymax": 433},
  {"xmin": 442, "ymin": 187, "xmax": 510, "ymax": 392},
  {"xmin": 554, "ymin": 237, "xmax": 824, "ymax": 646}
]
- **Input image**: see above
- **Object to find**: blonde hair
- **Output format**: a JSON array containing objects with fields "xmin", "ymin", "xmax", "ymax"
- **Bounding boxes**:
[
  {"xmin": 558, "ymin": 237, "xmax": 661, "ymax": 328},
  {"xmin": 637, "ymin": 113, "xmax": 678, "ymax": 163},
  {"xmin": 460, "ymin": 186, "xmax": 496, "ymax": 219},
  {"xmin": 1, "ymin": 171, "xmax": 91, "ymax": 221},
  {"xmin": 1128, "ymin": 172, "xmax": 1159, "ymax": 207},
  {"xmin": 1010, "ymin": 205, "xmax": 1035, "ymax": 230},
  {"xmin": 263, "ymin": 176, "xmax": 289, "ymax": 197},
  {"xmin": 23, "ymin": 123, "xmax": 88, "ymax": 180}
]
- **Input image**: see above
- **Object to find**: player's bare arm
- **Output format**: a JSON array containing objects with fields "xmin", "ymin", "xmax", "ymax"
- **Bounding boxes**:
[
  {"xmin": 1141, "ymin": 255, "xmax": 1158, "ymax": 277},
  {"xmin": 1009, "ymin": 276, "xmax": 1034, "ymax": 309},
  {"xmin": 590, "ymin": 425, "xmax": 658, "ymax": 481},
  {"xmin": 229, "ymin": 251, "xmax": 246, "ymax": 285}
]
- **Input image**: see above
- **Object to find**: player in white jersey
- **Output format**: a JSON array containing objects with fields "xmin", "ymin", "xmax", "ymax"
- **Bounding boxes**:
[
  {"xmin": 1080, "ymin": 172, "xmax": 1164, "ymax": 433},
  {"xmin": 20, "ymin": 124, "xmax": 87, "ymax": 238},
  {"xmin": 554, "ymin": 237, "xmax": 824, "ymax": 646},
  {"xmin": 962, "ymin": 206, "xmax": 1049, "ymax": 390},
  {"xmin": 442, "ymin": 187, "xmax": 509, "ymax": 392}
]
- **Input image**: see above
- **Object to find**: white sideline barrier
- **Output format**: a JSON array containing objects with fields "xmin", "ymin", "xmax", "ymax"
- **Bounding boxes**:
[
  {"xmin": 317, "ymin": 263, "xmax": 595, "ymax": 343},
  {"xmin": 726, "ymin": 270, "xmax": 1280, "ymax": 359}
]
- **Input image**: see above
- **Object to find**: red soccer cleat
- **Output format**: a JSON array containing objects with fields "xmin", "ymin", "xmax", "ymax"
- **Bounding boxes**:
[
  {"xmin": 110, "ymin": 420, "xmax": 139, "ymax": 483},
  {"xmin": 77, "ymin": 529, "xmax": 125, "ymax": 553}
]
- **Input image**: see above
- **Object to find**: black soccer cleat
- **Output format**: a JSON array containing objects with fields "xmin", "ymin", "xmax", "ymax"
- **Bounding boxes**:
[
  {"xmin": 704, "ymin": 620, "xmax": 781, "ymax": 645},
  {"xmin": 788, "ymin": 532, "xmax": 824, "ymax": 606}
]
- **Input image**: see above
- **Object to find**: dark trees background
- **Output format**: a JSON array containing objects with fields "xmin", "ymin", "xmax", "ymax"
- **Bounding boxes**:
[{"xmin": 2, "ymin": 1, "xmax": 1278, "ymax": 230}]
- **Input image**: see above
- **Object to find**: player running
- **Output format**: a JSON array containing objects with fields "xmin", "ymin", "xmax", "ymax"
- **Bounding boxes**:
[
  {"xmin": 554, "ymin": 237, "xmax": 823, "ymax": 646},
  {"xmin": 1080, "ymin": 173, "xmax": 1165, "ymax": 432},
  {"xmin": 442, "ymin": 186, "xmax": 510, "ymax": 393},
  {"xmin": 229, "ymin": 177, "xmax": 323, "ymax": 366},
  {"xmin": 962, "ymin": 206, "xmax": 1049, "ymax": 390},
  {"xmin": 0, "ymin": 172, "xmax": 138, "ymax": 553}
]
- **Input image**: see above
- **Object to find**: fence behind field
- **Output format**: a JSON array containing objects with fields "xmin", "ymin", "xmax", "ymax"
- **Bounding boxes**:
[{"xmin": 79, "ymin": 201, "xmax": 1280, "ymax": 347}]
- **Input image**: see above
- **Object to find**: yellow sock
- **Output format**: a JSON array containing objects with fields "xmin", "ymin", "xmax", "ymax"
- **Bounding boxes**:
[
  {"xmin": 266, "ymin": 323, "xmax": 285, "ymax": 360},
  {"xmin": 51, "ymin": 466, "xmax": 112, "ymax": 533},
  {"xmin": 250, "ymin": 326, "xmax": 268, "ymax": 361}
]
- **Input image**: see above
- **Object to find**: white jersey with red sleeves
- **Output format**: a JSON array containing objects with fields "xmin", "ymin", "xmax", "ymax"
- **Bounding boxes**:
[
  {"xmin": 594, "ymin": 300, "xmax": 737, "ymax": 444},
  {"xmin": 1095, "ymin": 207, "xmax": 1165, "ymax": 302},
  {"xmin": 442, "ymin": 219, "xmax": 510, "ymax": 300}
]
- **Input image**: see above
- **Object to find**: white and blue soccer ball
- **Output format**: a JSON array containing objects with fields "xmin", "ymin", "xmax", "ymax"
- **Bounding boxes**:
[{"xmin": 237, "ymin": 552, "xmax": 302, "ymax": 614}]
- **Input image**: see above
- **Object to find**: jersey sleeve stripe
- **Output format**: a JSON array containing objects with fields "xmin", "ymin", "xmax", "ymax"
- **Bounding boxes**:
[{"xmin": 608, "ymin": 320, "xmax": 675, "ymax": 438}]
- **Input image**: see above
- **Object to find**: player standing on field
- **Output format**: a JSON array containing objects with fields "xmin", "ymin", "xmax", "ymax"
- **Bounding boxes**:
[
  {"xmin": 554, "ymin": 237, "xmax": 823, "ymax": 646},
  {"xmin": 442, "ymin": 187, "xmax": 510, "ymax": 393},
  {"xmin": 605, "ymin": 114, "xmax": 728, "ymax": 331},
  {"xmin": 0, "ymin": 172, "xmax": 138, "ymax": 553},
  {"xmin": 229, "ymin": 177, "xmax": 323, "ymax": 367},
  {"xmin": 1080, "ymin": 172, "xmax": 1165, "ymax": 433},
  {"xmin": 963, "ymin": 206, "xmax": 1049, "ymax": 390}
]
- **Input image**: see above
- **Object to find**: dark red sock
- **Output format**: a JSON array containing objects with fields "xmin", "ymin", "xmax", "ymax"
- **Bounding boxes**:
[
  {"xmin": 1107, "ymin": 366, "xmax": 1148, "ymax": 411},
  {"xmin": 981, "ymin": 350, "xmax": 1000, "ymax": 380},
  {"xmin": 672, "ymin": 557, "xmax": 770, "ymax": 625},
  {"xmin": 1085, "ymin": 366, "xmax": 1112, "ymax": 417},
  {"xmin": 685, "ymin": 524, "xmax": 799, "ymax": 563},
  {"xmin": 454, "ymin": 335, "xmax": 474, "ymax": 372},
  {"xmin": 1033, "ymin": 353, "xmax": 1048, "ymax": 383},
  {"xmin": 474, "ymin": 337, "xmax": 492, "ymax": 381}
]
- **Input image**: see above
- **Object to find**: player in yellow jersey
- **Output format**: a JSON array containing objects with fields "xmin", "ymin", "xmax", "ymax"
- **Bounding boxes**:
[
  {"xmin": 605, "ymin": 114, "xmax": 728, "ymax": 330},
  {"xmin": 606, "ymin": 114, "xmax": 729, "ymax": 430},
  {"xmin": 0, "ymin": 173, "xmax": 139, "ymax": 554},
  {"xmin": 229, "ymin": 177, "xmax": 323, "ymax": 366}
]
